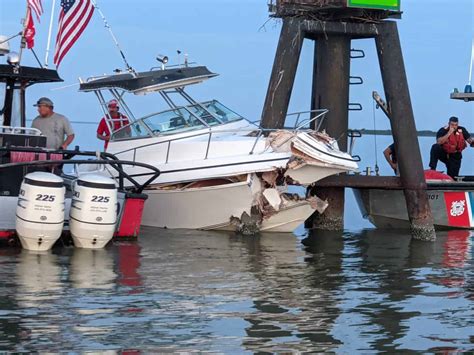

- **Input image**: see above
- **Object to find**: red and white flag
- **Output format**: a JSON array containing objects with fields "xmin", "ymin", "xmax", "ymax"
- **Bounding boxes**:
[
  {"xmin": 53, "ymin": 0, "xmax": 95, "ymax": 67},
  {"xmin": 444, "ymin": 192, "xmax": 471, "ymax": 228},
  {"xmin": 28, "ymin": 0, "xmax": 43, "ymax": 22},
  {"xmin": 24, "ymin": 11, "xmax": 36, "ymax": 49}
]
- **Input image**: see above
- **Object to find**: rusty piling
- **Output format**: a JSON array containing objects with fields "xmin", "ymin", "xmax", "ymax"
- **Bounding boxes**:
[{"xmin": 375, "ymin": 21, "xmax": 436, "ymax": 241}]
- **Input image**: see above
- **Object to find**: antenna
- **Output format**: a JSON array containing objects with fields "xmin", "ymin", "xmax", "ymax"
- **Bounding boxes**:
[
  {"xmin": 17, "ymin": 5, "xmax": 31, "ymax": 65},
  {"xmin": 91, "ymin": 0, "xmax": 135, "ymax": 74},
  {"xmin": 44, "ymin": 0, "xmax": 57, "ymax": 67},
  {"xmin": 469, "ymin": 37, "xmax": 474, "ymax": 86}
]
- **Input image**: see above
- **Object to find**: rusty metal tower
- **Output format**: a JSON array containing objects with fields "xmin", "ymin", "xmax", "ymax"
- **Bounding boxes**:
[{"xmin": 261, "ymin": 0, "xmax": 436, "ymax": 241}]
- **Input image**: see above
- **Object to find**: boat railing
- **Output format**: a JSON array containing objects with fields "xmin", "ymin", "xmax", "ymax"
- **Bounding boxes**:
[
  {"xmin": 248, "ymin": 109, "xmax": 328, "ymax": 155},
  {"xmin": 0, "ymin": 147, "xmax": 161, "ymax": 193},
  {"xmin": 121, "ymin": 109, "xmax": 329, "ymax": 163},
  {"xmin": 288, "ymin": 109, "xmax": 327, "ymax": 131}
]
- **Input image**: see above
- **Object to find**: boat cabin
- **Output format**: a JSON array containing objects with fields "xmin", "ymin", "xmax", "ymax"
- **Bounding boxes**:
[
  {"xmin": 79, "ymin": 65, "xmax": 250, "ymax": 142},
  {"xmin": 0, "ymin": 62, "xmax": 63, "ymax": 195}
]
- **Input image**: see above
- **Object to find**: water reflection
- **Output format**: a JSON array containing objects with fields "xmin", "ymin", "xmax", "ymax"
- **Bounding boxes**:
[
  {"xmin": 16, "ymin": 251, "xmax": 62, "ymax": 307},
  {"xmin": 303, "ymin": 229, "xmax": 473, "ymax": 353},
  {"xmin": 238, "ymin": 231, "xmax": 344, "ymax": 352},
  {"xmin": 117, "ymin": 243, "xmax": 142, "ymax": 288},
  {"xmin": 0, "ymin": 227, "xmax": 470, "ymax": 352},
  {"xmin": 69, "ymin": 248, "xmax": 116, "ymax": 290}
]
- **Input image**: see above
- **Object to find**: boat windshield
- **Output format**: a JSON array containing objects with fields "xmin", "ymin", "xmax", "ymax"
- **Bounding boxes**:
[
  {"xmin": 139, "ymin": 100, "xmax": 243, "ymax": 136},
  {"xmin": 110, "ymin": 100, "xmax": 244, "ymax": 141},
  {"xmin": 110, "ymin": 121, "xmax": 152, "ymax": 140}
]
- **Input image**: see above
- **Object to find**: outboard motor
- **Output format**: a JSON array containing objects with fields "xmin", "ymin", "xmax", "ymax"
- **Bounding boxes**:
[
  {"xmin": 70, "ymin": 174, "xmax": 118, "ymax": 249},
  {"xmin": 16, "ymin": 172, "xmax": 65, "ymax": 251}
]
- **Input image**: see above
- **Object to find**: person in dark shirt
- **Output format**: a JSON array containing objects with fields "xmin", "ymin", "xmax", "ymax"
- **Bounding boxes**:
[
  {"xmin": 383, "ymin": 143, "xmax": 398, "ymax": 175},
  {"xmin": 429, "ymin": 116, "xmax": 473, "ymax": 178}
]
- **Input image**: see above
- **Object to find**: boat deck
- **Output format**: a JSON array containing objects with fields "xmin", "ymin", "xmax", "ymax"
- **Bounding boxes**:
[{"xmin": 315, "ymin": 174, "xmax": 474, "ymax": 190}]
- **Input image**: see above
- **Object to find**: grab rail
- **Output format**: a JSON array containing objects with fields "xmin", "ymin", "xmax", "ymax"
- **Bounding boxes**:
[
  {"xmin": 0, "ymin": 126, "xmax": 42, "ymax": 135},
  {"xmin": 0, "ymin": 147, "xmax": 161, "ymax": 193},
  {"xmin": 120, "ymin": 109, "xmax": 330, "ymax": 164}
]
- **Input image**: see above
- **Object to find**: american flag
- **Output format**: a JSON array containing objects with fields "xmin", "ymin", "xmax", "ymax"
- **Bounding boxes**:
[
  {"xmin": 53, "ymin": 0, "xmax": 95, "ymax": 67},
  {"xmin": 28, "ymin": 0, "xmax": 43, "ymax": 22}
]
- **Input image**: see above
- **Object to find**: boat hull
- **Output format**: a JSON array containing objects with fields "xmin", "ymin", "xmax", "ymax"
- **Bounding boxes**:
[
  {"xmin": 141, "ymin": 176, "xmax": 320, "ymax": 233},
  {"xmin": 354, "ymin": 188, "xmax": 474, "ymax": 230},
  {"xmin": 142, "ymin": 179, "xmax": 253, "ymax": 230}
]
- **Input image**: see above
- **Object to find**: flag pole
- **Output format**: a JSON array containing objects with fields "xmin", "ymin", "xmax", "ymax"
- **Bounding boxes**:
[
  {"xmin": 90, "ymin": 0, "xmax": 135, "ymax": 74},
  {"xmin": 18, "ymin": 3, "xmax": 31, "ymax": 65},
  {"xmin": 44, "ymin": 0, "xmax": 57, "ymax": 68},
  {"xmin": 468, "ymin": 37, "xmax": 474, "ymax": 85}
]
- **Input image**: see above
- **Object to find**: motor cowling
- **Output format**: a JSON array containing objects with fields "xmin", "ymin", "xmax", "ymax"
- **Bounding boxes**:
[
  {"xmin": 16, "ymin": 172, "xmax": 65, "ymax": 251},
  {"xmin": 70, "ymin": 174, "xmax": 118, "ymax": 249}
]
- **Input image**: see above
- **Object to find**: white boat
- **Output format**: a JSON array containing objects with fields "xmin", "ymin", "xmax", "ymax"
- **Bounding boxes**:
[{"xmin": 78, "ymin": 63, "xmax": 359, "ymax": 232}]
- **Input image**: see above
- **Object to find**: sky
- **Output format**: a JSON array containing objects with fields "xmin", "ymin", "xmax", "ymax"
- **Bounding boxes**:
[{"xmin": 0, "ymin": 0, "xmax": 473, "ymax": 152}]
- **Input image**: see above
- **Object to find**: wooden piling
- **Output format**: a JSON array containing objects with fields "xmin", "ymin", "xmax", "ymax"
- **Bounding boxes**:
[
  {"xmin": 260, "ymin": 18, "xmax": 304, "ymax": 130},
  {"xmin": 261, "ymin": 2, "xmax": 435, "ymax": 239},
  {"xmin": 310, "ymin": 36, "xmax": 351, "ymax": 230},
  {"xmin": 375, "ymin": 21, "xmax": 436, "ymax": 241}
]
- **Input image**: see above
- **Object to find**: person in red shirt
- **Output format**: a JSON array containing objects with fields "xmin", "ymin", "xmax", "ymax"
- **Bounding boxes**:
[{"xmin": 96, "ymin": 99, "xmax": 130, "ymax": 150}]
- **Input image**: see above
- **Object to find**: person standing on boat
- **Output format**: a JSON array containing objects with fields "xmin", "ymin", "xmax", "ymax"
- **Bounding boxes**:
[
  {"xmin": 96, "ymin": 99, "xmax": 130, "ymax": 150},
  {"xmin": 31, "ymin": 97, "xmax": 75, "ymax": 150},
  {"xmin": 429, "ymin": 116, "xmax": 474, "ymax": 178},
  {"xmin": 383, "ymin": 143, "xmax": 399, "ymax": 175}
]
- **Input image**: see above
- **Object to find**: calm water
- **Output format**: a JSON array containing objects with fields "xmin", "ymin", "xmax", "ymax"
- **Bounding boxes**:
[{"xmin": 0, "ymin": 228, "xmax": 472, "ymax": 352}]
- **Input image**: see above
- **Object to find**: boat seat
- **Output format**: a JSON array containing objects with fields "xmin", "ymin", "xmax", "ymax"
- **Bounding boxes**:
[
  {"xmin": 169, "ymin": 116, "xmax": 187, "ymax": 128},
  {"xmin": 10, "ymin": 151, "xmax": 63, "ymax": 163}
]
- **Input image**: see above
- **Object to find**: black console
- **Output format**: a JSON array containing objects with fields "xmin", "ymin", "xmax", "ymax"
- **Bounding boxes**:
[{"xmin": 0, "ymin": 133, "xmax": 47, "ymax": 196}]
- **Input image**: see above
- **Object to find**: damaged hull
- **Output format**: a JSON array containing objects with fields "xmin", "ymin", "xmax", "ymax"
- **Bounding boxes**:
[
  {"xmin": 142, "ymin": 175, "xmax": 326, "ymax": 233},
  {"xmin": 143, "ymin": 178, "xmax": 253, "ymax": 230},
  {"xmin": 108, "ymin": 127, "xmax": 358, "ymax": 233}
]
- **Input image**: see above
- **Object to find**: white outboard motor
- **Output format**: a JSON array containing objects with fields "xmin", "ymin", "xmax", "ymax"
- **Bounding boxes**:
[
  {"xmin": 70, "ymin": 174, "xmax": 118, "ymax": 249},
  {"xmin": 16, "ymin": 172, "xmax": 65, "ymax": 251}
]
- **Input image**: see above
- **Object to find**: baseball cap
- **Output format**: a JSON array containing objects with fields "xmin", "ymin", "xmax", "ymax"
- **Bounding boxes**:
[
  {"xmin": 33, "ymin": 97, "xmax": 54, "ymax": 107},
  {"xmin": 108, "ymin": 99, "xmax": 119, "ymax": 108}
]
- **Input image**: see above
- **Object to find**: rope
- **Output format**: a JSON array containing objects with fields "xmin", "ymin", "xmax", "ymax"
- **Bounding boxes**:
[
  {"xmin": 91, "ymin": 0, "xmax": 135, "ymax": 74},
  {"xmin": 372, "ymin": 98, "xmax": 379, "ymax": 176}
]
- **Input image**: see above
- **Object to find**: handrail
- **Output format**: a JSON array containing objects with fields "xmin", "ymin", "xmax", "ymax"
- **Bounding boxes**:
[
  {"xmin": 120, "ymin": 109, "xmax": 330, "ymax": 165},
  {"xmin": 0, "ymin": 147, "xmax": 161, "ymax": 193},
  {"xmin": 294, "ymin": 109, "xmax": 328, "ymax": 130},
  {"xmin": 0, "ymin": 126, "xmax": 42, "ymax": 135},
  {"xmin": 348, "ymin": 129, "xmax": 362, "ymax": 158}
]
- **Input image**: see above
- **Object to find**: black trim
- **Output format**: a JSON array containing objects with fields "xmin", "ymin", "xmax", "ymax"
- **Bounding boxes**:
[
  {"xmin": 69, "ymin": 215, "xmax": 117, "ymax": 226},
  {"xmin": 77, "ymin": 179, "xmax": 116, "ymax": 190},
  {"xmin": 0, "ymin": 64, "xmax": 63, "ymax": 84},
  {"xmin": 24, "ymin": 177, "xmax": 64, "ymax": 188},
  {"xmin": 298, "ymin": 136, "xmax": 358, "ymax": 163},
  {"xmin": 16, "ymin": 214, "xmax": 63, "ymax": 225},
  {"xmin": 79, "ymin": 66, "xmax": 217, "ymax": 92},
  {"xmin": 124, "ymin": 192, "xmax": 148, "ymax": 199},
  {"xmin": 128, "ymin": 157, "xmax": 290, "ymax": 179},
  {"xmin": 427, "ymin": 184, "xmax": 474, "ymax": 191}
]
